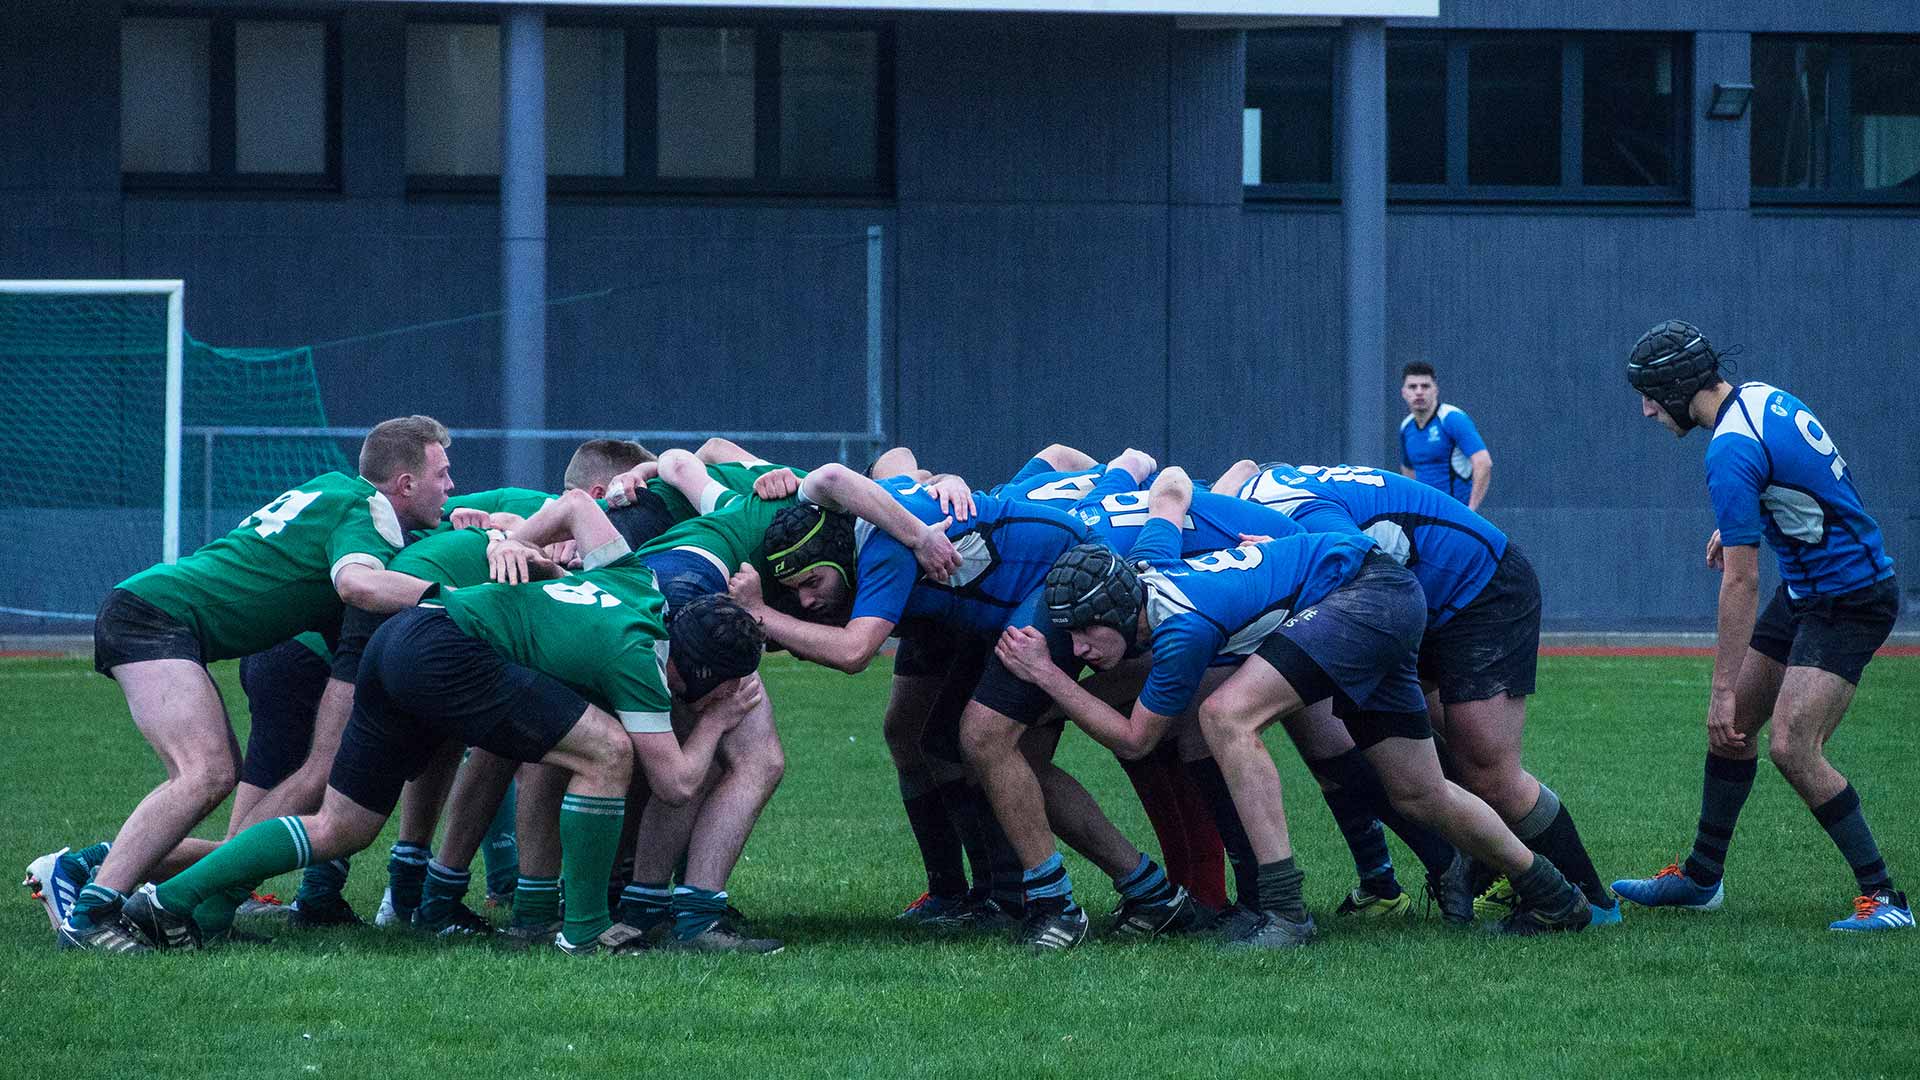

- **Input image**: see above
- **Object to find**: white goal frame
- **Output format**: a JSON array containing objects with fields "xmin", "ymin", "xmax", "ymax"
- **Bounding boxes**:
[{"xmin": 0, "ymin": 279, "xmax": 186, "ymax": 563}]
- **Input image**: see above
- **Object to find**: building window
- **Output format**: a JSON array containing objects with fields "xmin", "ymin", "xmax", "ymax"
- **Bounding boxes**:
[
  {"xmin": 122, "ymin": 14, "xmax": 339, "ymax": 188},
  {"xmin": 1242, "ymin": 31, "xmax": 1335, "ymax": 192},
  {"xmin": 1244, "ymin": 30, "xmax": 1687, "ymax": 202},
  {"xmin": 1752, "ymin": 36, "xmax": 1920, "ymax": 203},
  {"xmin": 406, "ymin": 19, "xmax": 891, "ymax": 195}
]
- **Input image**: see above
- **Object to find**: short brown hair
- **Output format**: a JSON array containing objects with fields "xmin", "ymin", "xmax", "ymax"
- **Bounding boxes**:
[
  {"xmin": 1401, "ymin": 361, "xmax": 1436, "ymax": 382},
  {"xmin": 565, "ymin": 438, "xmax": 654, "ymax": 491},
  {"xmin": 359, "ymin": 415, "xmax": 450, "ymax": 483}
]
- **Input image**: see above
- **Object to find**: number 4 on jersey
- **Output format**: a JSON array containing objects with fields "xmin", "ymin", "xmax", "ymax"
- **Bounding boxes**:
[{"xmin": 244, "ymin": 489, "xmax": 323, "ymax": 538}]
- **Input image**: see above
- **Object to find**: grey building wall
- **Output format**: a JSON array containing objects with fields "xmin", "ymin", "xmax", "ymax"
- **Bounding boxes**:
[{"xmin": 3, "ymin": 2, "xmax": 1916, "ymax": 627}]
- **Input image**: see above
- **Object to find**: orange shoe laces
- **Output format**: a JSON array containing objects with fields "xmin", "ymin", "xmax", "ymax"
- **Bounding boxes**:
[
  {"xmin": 904, "ymin": 891, "xmax": 932, "ymax": 911},
  {"xmin": 1650, "ymin": 863, "xmax": 1686, "ymax": 881},
  {"xmin": 1849, "ymin": 895, "xmax": 1878, "ymax": 920},
  {"xmin": 249, "ymin": 891, "xmax": 283, "ymax": 906}
]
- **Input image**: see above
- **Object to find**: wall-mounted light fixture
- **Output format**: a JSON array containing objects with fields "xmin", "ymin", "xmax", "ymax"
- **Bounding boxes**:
[{"xmin": 1706, "ymin": 82, "xmax": 1753, "ymax": 120}]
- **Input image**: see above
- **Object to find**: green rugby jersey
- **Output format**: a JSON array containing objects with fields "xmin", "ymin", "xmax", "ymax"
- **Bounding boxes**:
[
  {"xmin": 292, "ymin": 631, "xmax": 332, "ymax": 663},
  {"xmin": 390, "ymin": 526, "xmax": 495, "ymax": 589},
  {"xmin": 437, "ymin": 552, "xmax": 673, "ymax": 733},
  {"xmin": 118, "ymin": 472, "xmax": 404, "ymax": 661},
  {"xmin": 443, "ymin": 487, "xmax": 557, "ymax": 520},
  {"xmin": 637, "ymin": 490, "xmax": 799, "ymax": 580}
]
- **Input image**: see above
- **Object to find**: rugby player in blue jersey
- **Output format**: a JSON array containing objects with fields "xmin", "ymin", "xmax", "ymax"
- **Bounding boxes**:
[
  {"xmin": 1398, "ymin": 362, "xmax": 1492, "ymax": 509},
  {"xmin": 1614, "ymin": 320, "xmax": 1907, "ymax": 932},
  {"xmin": 1237, "ymin": 461, "xmax": 1616, "ymax": 925},
  {"xmin": 996, "ymin": 467, "xmax": 1592, "ymax": 945},
  {"xmin": 730, "ymin": 473, "xmax": 1200, "ymax": 950}
]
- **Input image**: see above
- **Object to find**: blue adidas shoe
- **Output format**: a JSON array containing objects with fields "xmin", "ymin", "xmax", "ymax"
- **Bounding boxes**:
[
  {"xmin": 1612, "ymin": 864, "xmax": 1723, "ymax": 911},
  {"xmin": 23, "ymin": 847, "xmax": 91, "ymax": 932},
  {"xmin": 1828, "ymin": 889, "xmax": 1913, "ymax": 933}
]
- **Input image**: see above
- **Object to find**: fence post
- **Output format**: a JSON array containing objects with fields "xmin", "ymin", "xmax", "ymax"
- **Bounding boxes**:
[{"xmin": 866, "ymin": 225, "xmax": 884, "ymax": 452}]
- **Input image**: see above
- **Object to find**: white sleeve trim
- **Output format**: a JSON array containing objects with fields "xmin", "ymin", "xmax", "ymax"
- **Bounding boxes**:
[
  {"xmin": 696, "ymin": 480, "xmax": 730, "ymax": 516},
  {"xmin": 618, "ymin": 710, "xmax": 674, "ymax": 734},
  {"xmin": 582, "ymin": 536, "xmax": 632, "ymax": 570},
  {"xmin": 330, "ymin": 552, "xmax": 385, "ymax": 584}
]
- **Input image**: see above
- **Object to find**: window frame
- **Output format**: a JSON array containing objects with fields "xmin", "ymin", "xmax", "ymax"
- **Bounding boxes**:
[
  {"xmin": 403, "ymin": 12, "xmax": 895, "ymax": 199},
  {"xmin": 1751, "ymin": 34, "xmax": 1920, "ymax": 208},
  {"xmin": 1243, "ymin": 29, "xmax": 1692, "ymax": 206},
  {"xmin": 121, "ymin": 7, "xmax": 343, "ymax": 193}
]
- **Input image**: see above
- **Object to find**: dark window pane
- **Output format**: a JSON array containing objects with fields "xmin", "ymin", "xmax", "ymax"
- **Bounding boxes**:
[
  {"xmin": 1387, "ymin": 37, "xmax": 1445, "ymax": 184},
  {"xmin": 235, "ymin": 22, "xmax": 327, "ymax": 175},
  {"xmin": 780, "ymin": 31, "xmax": 877, "ymax": 181},
  {"xmin": 121, "ymin": 18, "xmax": 210, "ymax": 173},
  {"xmin": 658, "ymin": 28, "xmax": 756, "ymax": 179},
  {"xmin": 1468, "ymin": 37, "xmax": 1560, "ymax": 186},
  {"xmin": 405, "ymin": 23, "xmax": 501, "ymax": 176},
  {"xmin": 1244, "ymin": 32, "xmax": 1333, "ymax": 185},
  {"xmin": 1583, "ymin": 38, "xmax": 1675, "ymax": 186},
  {"xmin": 1851, "ymin": 41, "xmax": 1920, "ymax": 191},
  {"xmin": 1751, "ymin": 39, "xmax": 1833, "ymax": 189},
  {"xmin": 546, "ymin": 27, "xmax": 625, "ymax": 177}
]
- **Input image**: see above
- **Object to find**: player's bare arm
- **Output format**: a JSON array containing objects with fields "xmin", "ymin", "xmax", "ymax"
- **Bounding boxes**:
[
  {"xmin": 800, "ymin": 464, "xmax": 960, "ymax": 582},
  {"xmin": 729, "ymin": 563, "xmax": 894, "ymax": 673},
  {"xmin": 332, "ymin": 561, "xmax": 436, "ymax": 614},
  {"xmin": 1212, "ymin": 458, "xmax": 1259, "ymax": 495},
  {"xmin": 1035, "ymin": 443, "xmax": 1099, "ymax": 472},
  {"xmin": 695, "ymin": 437, "xmax": 757, "ymax": 465},
  {"xmin": 1468, "ymin": 449, "xmax": 1493, "ymax": 511},
  {"xmin": 505, "ymin": 488, "xmax": 625, "ymax": 566},
  {"xmin": 1707, "ymin": 542, "xmax": 1760, "ymax": 754},
  {"xmin": 631, "ymin": 676, "xmax": 761, "ymax": 804},
  {"xmin": 995, "ymin": 625, "xmax": 1173, "ymax": 759}
]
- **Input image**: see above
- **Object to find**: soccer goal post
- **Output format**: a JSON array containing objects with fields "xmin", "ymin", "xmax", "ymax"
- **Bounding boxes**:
[{"xmin": 0, "ymin": 279, "xmax": 185, "ymax": 568}]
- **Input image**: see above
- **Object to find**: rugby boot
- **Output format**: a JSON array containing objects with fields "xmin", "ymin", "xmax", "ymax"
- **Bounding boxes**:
[
  {"xmin": 1109, "ymin": 885, "xmax": 1206, "ymax": 940},
  {"xmin": 1497, "ymin": 886, "xmax": 1591, "ymax": 936},
  {"xmin": 1334, "ymin": 884, "xmax": 1413, "ymax": 920},
  {"xmin": 121, "ymin": 883, "xmax": 202, "ymax": 951},
  {"xmin": 555, "ymin": 921, "xmax": 651, "ymax": 957},
  {"xmin": 1017, "ymin": 903, "xmax": 1089, "ymax": 952},
  {"xmin": 1611, "ymin": 863, "xmax": 1723, "ymax": 911},
  {"xmin": 1472, "ymin": 877, "xmax": 1517, "ymax": 922},
  {"xmin": 1223, "ymin": 909, "xmax": 1316, "ymax": 950},
  {"xmin": 23, "ymin": 847, "xmax": 89, "ymax": 931},
  {"xmin": 1828, "ymin": 889, "xmax": 1914, "ymax": 933}
]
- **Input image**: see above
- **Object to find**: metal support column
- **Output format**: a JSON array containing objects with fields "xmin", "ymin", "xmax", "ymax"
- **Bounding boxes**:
[
  {"xmin": 1339, "ymin": 19, "xmax": 1388, "ymax": 468},
  {"xmin": 500, "ymin": 8, "xmax": 548, "ymax": 486}
]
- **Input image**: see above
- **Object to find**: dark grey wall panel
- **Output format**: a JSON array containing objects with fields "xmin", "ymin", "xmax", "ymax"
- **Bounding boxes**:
[
  {"xmin": 1172, "ymin": 205, "xmax": 1345, "ymax": 476},
  {"xmin": 1170, "ymin": 30, "xmax": 1247, "ymax": 208},
  {"xmin": 0, "ymin": 4, "xmax": 119, "ymax": 195},
  {"xmin": 895, "ymin": 14, "xmax": 1171, "ymax": 206},
  {"xmin": 894, "ymin": 202, "xmax": 1169, "ymax": 483}
]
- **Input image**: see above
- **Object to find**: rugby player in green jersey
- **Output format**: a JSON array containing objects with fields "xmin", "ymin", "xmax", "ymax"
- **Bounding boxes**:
[
  {"xmin": 492, "ymin": 450, "xmax": 959, "ymax": 950},
  {"xmin": 121, "ymin": 494, "xmax": 767, "ymax": 957},
  {"xmin": 49, "ymin": 417, "xmax": 454, "ymax": 952}
]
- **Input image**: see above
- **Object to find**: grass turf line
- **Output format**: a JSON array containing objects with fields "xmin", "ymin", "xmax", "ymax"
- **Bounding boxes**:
[{"xmin": 2, "ymin": 654, "xmax": 1916, "ymax": 1080}]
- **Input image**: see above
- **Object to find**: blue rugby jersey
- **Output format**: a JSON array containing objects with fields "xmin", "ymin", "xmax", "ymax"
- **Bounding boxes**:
[
  {"xmin": 1238, "ymin": 463, "xmax": 1505, "ymax": 627},
  {"xmin": 1131, "ymin": 517, "xmax": 1374, "ymax": 717},
  {"xmin": 1066, "ymin": 466, "xmax": 1303, "ymax": 557},
  {"xmin": 989, "ymin": 456, "xmax": 1102, "ymax": 506},
  {"xmin": 850, "ymin": 476, "xmax": 1086, "ymax": 636},
  {"xmin": 1399, "ymin": 404, "xmax": 1486, "ymax": 502},
  {"xmin": 1706, "ymin": 382, "xmax": 1893, "ymax": 599}
]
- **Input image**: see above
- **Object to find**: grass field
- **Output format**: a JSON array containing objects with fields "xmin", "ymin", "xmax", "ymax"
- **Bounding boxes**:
[{"xmin": 3, "ymin": 653, "xmax": 1917, "ymax": 1079}]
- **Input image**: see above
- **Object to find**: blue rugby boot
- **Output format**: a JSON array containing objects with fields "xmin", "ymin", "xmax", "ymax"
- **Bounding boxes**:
[
  {"xmin": 1612, "ymin": 863, "xmax": 1723, "ymax": 911},
  {"xmin": 1828, "ymin": 889, "xmax": 1913, "ymax": 933},
  {"xmin": 23, "ymin": 847, "xmax": 90, "ymax": 932}
]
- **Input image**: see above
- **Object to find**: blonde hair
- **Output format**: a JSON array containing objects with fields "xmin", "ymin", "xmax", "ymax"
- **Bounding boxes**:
[{"xmin": 565, "ymin": 438, "xmax": 654, "ymax": 491}]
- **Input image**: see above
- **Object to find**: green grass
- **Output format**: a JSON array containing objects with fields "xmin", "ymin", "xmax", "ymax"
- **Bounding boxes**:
[{"xmin": 3, "ymin": 654, "xmax": 1917, "ymax": 1079}]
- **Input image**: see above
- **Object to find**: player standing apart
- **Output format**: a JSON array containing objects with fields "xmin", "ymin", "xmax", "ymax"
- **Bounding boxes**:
[
  {"xmin": 1614, "ymin": 320, "xmax": 1907, "ymax": 932},
  {"xmin": 1398, "ymin": 362, "xmax": 1491, "ymax": 510}
]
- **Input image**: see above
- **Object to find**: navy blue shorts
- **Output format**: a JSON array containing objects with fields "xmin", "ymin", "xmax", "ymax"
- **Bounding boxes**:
[
  {"xmin": 894, "ymin": 629, "xmax": 993, "ymax": 766},
  {"xmin": 331, "ymin": 604, "xmax": 392, "ymax": 683},
  {"xmin": 93, "ymin": 588, "xmax": 202, "ymax": 674},
  {"xmin": 239, "ymin": 637, "xmax": 332, "ymax": 790},
  {"xmin": 329, "ymin": 606, "xmax": 587, "ymax": 816},
  {"xmin": 640, "ymin": 547, "xmax": 729, "ymax": 616},
  {"xmin": 1255, "ymin": 552, "xmax": 1431, "ymax": 749},
  {"xmin": 1750, "ymin": 575, "xmax": 1898, "ymax": 686},
  {"xmin": 1417, "ymin": 544, "xmax": 1541, "ymax": 705}
]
